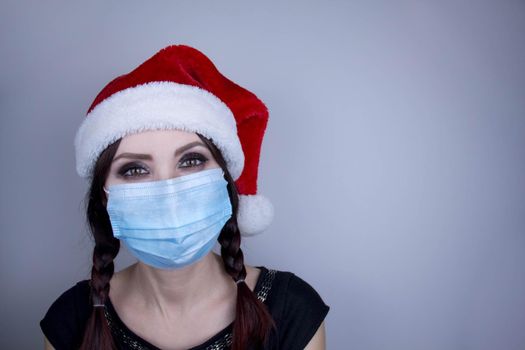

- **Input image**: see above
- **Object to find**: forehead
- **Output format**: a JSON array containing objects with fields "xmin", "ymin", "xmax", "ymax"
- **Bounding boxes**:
[{"xmin": 116, "ymin": 129, "xmax": 201, "ymax": 153}]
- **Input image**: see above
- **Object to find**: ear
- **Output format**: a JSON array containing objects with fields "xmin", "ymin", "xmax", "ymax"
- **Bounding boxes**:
[
  {"xmin": 102, "ymin": 192, "xmax": 108, "ymax": 208},
  {"xmin": 101, "ymin": 183, "xmax": 109, "ymax": 207}
]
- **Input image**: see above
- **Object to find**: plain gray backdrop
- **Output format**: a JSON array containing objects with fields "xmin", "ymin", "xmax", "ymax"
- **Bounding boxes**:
[{"xmin": 1, "ymin": 0, "xmax": 524, "ymax": 349}]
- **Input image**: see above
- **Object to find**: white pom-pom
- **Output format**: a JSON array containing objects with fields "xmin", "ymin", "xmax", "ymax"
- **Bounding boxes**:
[{"xmin": 237, "ymin": 194, "xmax": 274, "ymax": 236}]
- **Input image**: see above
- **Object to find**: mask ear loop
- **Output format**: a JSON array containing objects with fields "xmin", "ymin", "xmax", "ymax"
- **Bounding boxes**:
[{"xmin": 103, "ymin": 187, "xmax": 109, "ymax": 194}]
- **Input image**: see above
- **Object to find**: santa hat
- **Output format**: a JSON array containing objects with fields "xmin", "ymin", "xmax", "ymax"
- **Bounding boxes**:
[{"xmin": 74, "ymin": 44, "xmax": 273, "ymax": 236}]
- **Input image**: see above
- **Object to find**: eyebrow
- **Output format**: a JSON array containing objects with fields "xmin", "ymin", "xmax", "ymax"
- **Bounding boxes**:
[{"xmin": 112, "ymin": 141, "xmax": 206, "ymax": 163}]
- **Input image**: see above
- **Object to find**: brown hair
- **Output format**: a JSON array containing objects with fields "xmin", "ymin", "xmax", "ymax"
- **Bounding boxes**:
[{"xmin": 79, "ymin": 134, "xmax": 275, "ymax": 350}]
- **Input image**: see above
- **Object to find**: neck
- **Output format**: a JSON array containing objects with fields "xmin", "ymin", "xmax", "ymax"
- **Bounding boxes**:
[{"xmin": 130, "ymin": 252, "xmax": 234, "ymax": 315}]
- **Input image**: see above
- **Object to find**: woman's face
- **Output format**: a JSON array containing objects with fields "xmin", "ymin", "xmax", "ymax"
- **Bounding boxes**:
[{"xmin": 104, "ymin": 129, "xmax": 220, "ymax": 190}]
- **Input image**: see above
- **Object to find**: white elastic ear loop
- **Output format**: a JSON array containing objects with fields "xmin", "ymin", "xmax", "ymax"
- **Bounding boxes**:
[{"xmin": 103, "ymin": 186, "xmax": 109, "ymax": 194}]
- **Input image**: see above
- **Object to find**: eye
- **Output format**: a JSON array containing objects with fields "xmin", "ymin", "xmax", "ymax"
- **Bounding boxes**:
[
  {"xmin": 118, "ymin": 163, "xmax": 149, "ymax": 177},
  {"xmin": 179, "ymin": 152, "xmax": 208, "ymax": 169}
]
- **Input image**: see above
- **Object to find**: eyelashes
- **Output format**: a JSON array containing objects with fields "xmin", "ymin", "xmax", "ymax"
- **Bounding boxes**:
[
  {"xmin": 116, "ymin": 152, "xmax": 209, "ymax": 178},
  {"xmin": 179, "ymin": 152, "xmax": 209, "ymax": 168},
  {"xmin": 117, "ymin": 162, "xmax": 148, "ymax": 177}
]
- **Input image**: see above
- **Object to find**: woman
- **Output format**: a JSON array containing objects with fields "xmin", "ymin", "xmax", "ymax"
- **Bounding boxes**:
[{"xmin": 40, "ymin": 45, "xmax": 329, "ymax": 350}]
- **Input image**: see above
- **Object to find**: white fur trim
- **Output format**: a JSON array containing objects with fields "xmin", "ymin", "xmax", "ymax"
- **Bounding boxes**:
[
  {"xmin": 237, "ymin": 194, "xmax": 274, "ymax": 236},
  {"xmin": 74, "ymin": 81, "xmax": 244, "ymax": 179}
]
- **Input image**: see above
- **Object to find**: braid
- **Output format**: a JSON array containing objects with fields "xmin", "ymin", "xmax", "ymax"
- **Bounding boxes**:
[
  {"xmin": 79, "ymin": 139, "xmax": 121, "ymax": 350},
  {"xmin": 198, "ymin": 133, "xmax": 275, "ymax": 350},
  {"xmin": 218, "ymin": 215, "xmax": 275, "ymax": 350},
  {"xmin": 218, "ymin": 217, "xmax": 246, "ymax": 282},
  {"xmin": 90, "ymin": 243, "xmax": 118, "ymax": 306},
  {"xmin": 79, "ymin": 240, "xmax": 119, "ymax": 350}
]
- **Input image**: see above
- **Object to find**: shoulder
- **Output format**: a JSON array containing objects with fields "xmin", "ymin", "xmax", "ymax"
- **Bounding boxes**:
[
  {"xmin": 275, "ymin": 269, "xmax": 330, "ymax": 323},
  {"xmin": 40, "ymin": 280, "xmax": 92, "ymax": 350},
  {"xmin": 262, "ymin": 267, "xmax": 330, "ymax": 350}
]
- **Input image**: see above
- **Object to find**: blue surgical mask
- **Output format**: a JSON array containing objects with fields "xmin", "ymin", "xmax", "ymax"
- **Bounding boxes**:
[{"xmin": 103, "ymin": 167, "xmax": 232, "ymax": 269}]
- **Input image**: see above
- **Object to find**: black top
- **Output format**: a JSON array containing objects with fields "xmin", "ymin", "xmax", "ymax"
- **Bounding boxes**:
[{"xmin": 40, "ymin": 266, "xmax": 330, "ymax": 350}]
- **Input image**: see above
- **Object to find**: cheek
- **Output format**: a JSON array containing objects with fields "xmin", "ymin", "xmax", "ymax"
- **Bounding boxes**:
[
  {"xmin": 205, "ymin": 161, "xmax": 221, "ymax": 171},
  {"xmin": 105, "ymin": 166, "xmax": 125, "ymax": 185},
  {"xmin": 103, "ymin": 176, "xmax": 114, "ymax": 188},
  {"xmin": 203, "ymin": 155, "xmax": 221, "ymax": 169}
]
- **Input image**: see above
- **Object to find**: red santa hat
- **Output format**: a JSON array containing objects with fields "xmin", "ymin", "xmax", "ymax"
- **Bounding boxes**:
[{"xmin": 74, "ymin": 44, "xmax": 273, "ymax": 236}]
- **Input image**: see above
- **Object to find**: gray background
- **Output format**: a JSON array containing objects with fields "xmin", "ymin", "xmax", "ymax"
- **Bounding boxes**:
[{"xmin": 1, "ymin": 0, "xmax": 524, "ymax": 349}]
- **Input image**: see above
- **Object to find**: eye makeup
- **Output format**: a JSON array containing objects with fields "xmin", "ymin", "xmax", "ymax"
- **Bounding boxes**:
[
  {"xmin": 117, "ymin": 162, "xmax": 150, "ymax": 178},
  {"xmin": 114, "ymin": 151, "xmax": 210, "ymax": 179},
  {"xmin": 178, "ymin": 152, "xmax": 209, "ymax": 169}
]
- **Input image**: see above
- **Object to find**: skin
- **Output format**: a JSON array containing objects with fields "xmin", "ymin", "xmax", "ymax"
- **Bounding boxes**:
[{"xmin": 44, "ymin": 129, "xmax": 326, "ymax": 350}]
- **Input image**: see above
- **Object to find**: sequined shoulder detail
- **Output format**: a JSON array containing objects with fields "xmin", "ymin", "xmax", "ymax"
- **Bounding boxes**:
[
  {"xmin": 105, "ymin": 268, "xmax": 277, "ymax": 350},
  {"xmin": 256, "ymin": 268, "xmax": 276, "ymax": 303}
]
